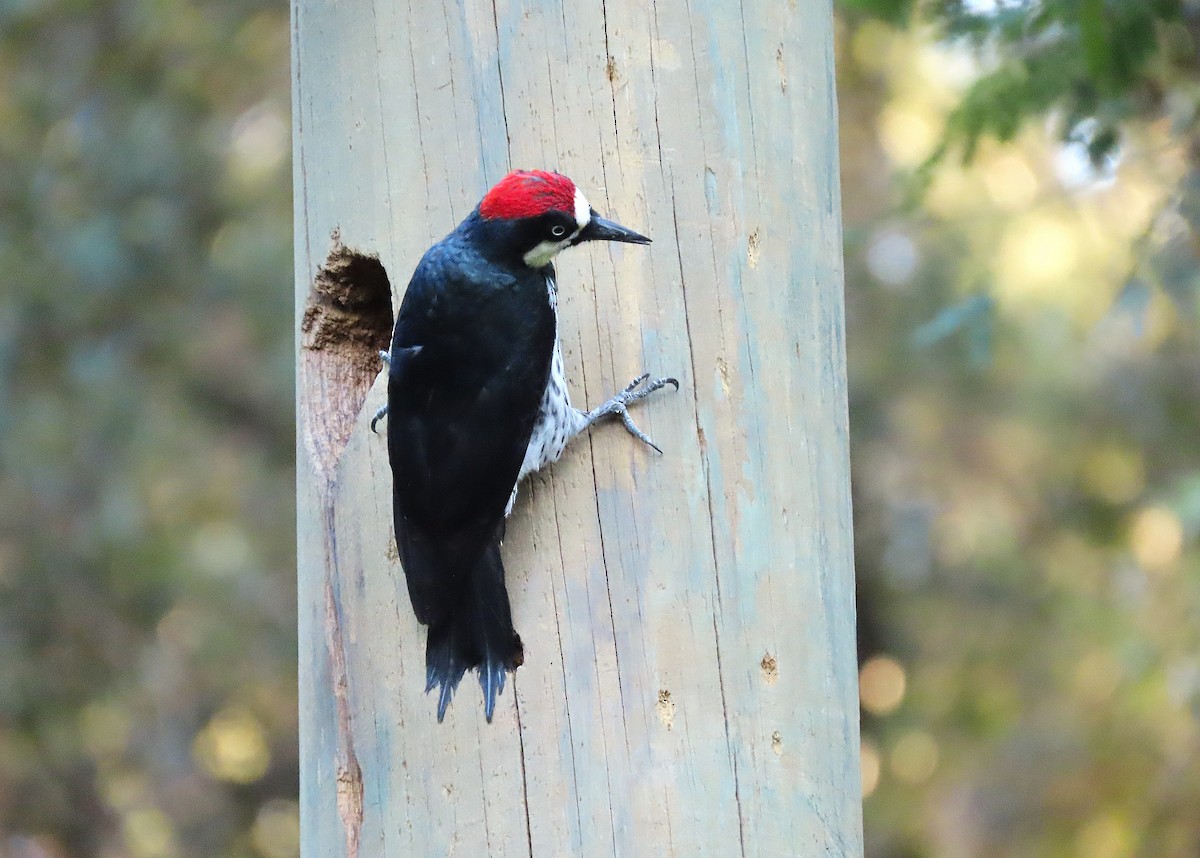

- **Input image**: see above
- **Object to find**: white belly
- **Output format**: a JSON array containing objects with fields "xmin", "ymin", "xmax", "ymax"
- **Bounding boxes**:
[
  {"xmin": 519, "ymin": 339, "xmax": 585, "ymax": 482},
  {"xmin": 506, "ymin": 276, "xmax": 586, "ymax": 514}
]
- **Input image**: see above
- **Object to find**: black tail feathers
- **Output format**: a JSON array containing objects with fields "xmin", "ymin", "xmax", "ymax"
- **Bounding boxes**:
[{"xmin": 424, "ymin": 541, "xmax": 524, "ymax": 722}]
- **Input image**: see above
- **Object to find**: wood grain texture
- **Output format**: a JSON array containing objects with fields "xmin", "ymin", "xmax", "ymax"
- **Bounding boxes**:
[{"xmin": 294, "ymin": 0, "xmax": 862, "ymax": 854}]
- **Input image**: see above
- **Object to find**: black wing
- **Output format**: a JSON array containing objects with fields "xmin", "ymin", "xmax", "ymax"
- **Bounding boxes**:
[{"xmin": 386, "ymin": 245, "xmax": 554, "ymax": 626}]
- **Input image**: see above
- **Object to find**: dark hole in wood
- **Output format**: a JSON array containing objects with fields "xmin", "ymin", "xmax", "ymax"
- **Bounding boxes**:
[{"xmin": 300, "ymin": 232, "xmax": 393, "ymax": 480}]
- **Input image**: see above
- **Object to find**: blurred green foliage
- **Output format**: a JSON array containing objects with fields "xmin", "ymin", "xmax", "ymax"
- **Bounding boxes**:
[
  {"xmin": 938, "ymin": 0, "xmax": 1185, "ymax": 163},
  {"xmin": 0, "ymin": 0, "xmax": 296, "ymax": 854},
  {"xmin": 1, "ymin": 0, "xmax": 1198, "ymax": 855},
  {"xmin": 842, "ymin": 0, "xmax": 1200, "ymax": 856},
  {"xmin": 849, "ymin": 0, "xmax": 1192, "ymax": 164}
]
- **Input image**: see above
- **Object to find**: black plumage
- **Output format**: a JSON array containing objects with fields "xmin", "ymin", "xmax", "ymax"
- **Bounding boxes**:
[
  {"xmin": 386, "ymin": 211, "xmax": 556, "ymax": 721},
  {"xmin": 382, "ymin": 171, "xmax": 670, "ymax": 723}
]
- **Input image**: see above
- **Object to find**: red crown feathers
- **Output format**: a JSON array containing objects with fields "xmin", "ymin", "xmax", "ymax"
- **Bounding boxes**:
[{"xmin": 479, "ymin": 170, "xmax": 577, "ymax": 220}]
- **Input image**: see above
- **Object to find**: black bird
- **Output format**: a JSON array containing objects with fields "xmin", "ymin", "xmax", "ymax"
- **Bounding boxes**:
[{"xmin": 374, "ymin": 170, "xmax": 676, "ymax": 722}]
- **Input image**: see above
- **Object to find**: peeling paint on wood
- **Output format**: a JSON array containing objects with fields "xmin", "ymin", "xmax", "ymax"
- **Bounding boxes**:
[{"xmin": 294, "ymin": 0, "xmax": 862, "ymax": 854}]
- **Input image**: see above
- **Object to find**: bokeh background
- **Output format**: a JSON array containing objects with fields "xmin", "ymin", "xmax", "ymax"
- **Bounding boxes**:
[{"xmin": 1, "ymin": 0, "xmax": 1197, "ymax": 855}]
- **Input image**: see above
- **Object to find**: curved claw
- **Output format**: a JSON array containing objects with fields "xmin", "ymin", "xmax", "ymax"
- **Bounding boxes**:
[
  {"xmin": 628, "ymin": 376, "xmax": 679, "ymax": 403},
  {"xmin": 622, "ymin": 372, "xmax": 650, "ymax": 394},
  {"xmin": 618, "ymin": 407, "xmax": 663, "ymax": 453},
  {"xmin": 370, "ymin": 403, "xmax": 388, "ymax": 434},
  {"xmin": 586, "ymin": 371, "xmax": 679, "ymax": 453}
]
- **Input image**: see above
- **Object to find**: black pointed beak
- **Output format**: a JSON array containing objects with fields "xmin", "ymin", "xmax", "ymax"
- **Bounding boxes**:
[{"xmin": 574, "ymin": 210, "xmax": 651, "ymax": 245}]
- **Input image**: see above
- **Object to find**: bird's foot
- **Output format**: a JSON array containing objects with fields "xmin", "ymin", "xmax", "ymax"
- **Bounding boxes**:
[
  {"xmin": 585, "ymin": 372, "xmax": 679, "ymax": 453},
  {"xmin": 371, "ymin": 350, "xmax": 391, "ymax": 433}
]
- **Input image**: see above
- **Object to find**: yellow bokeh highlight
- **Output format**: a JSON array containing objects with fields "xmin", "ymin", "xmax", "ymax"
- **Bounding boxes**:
[
  {"xmin": 1081, "ymin": 445, "xmax": 1145, "ymax": 504},
  {"xmin": 122, "ymin": 807, "xmax": 179, "ymax": 858},
  {"xmin": 915, "ymin": 44, "xmax": 978, "ymax": 103},
  {"xmin": 1129, "ymin": 506, "xmax": 1184, "ymax": 572},
  {"xmin": 1104, "ymin": 172, "xmax": 1164, "ymax": 239},
  {"xmin": 981, "ymin": 153, "xmax": 1040, "ymax": 210},
  {"xmin": 892, "ymin": 729, "xmax": 936, "ymax": 787},
  {"xmin": 924, "ymin": 163, "xmax": 981, "ymax": 220},
  {"xmin": 890, "ymin": 731, "xmax": 939, "ymax": 784},
  {"xmin": 193, "ymin": 707, "xmax": 271, "ymax": 784},
  {"xmin": 189, "ymin": 520, "xmax": 252, "ymax": 578},
  {"xmin": 878, "ymin": 101, "xmax": 940, "ymax": 168},
  {"xmin": 860, "ymin": 655, "xmax": 907, "ymax": 716},
  {"xmin": 1076, "ymin": 814, "xmax": 1133, "ymax": 858},
  {"xmin": 252, "ymin": 799, "xmax": 301, "ymax": 858},
  {"xmin": 228, "ymin": 103, "xmax": 288, "ymax": 186},
  {"xmin": 860, "ymin": 738, "xmax": 882, "ymax": 797},
  {"xmin": 994, "ymin": 212, "xmax": 1080, "ymax": 305}
]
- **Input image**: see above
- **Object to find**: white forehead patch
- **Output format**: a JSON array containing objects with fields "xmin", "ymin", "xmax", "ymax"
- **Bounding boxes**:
[{"xmin": 574, "ymin": 187, "xmax": 590, "ymax": 230}]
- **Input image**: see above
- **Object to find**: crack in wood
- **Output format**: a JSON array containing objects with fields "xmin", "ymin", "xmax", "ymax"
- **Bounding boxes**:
[{"xmin": 326, "ymin": 556, "xmax": 364, "ymax": 858}]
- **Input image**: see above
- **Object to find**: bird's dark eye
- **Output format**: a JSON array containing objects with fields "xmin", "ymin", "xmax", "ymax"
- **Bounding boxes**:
[{"xmin": 551, "ymin": 225, "xmax": 567, "ymax": 238}]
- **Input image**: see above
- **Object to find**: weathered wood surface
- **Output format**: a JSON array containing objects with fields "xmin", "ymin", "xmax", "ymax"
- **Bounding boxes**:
[{"xmin": 293, "ymin": 0, "xmax": 861, "ymax": 854}]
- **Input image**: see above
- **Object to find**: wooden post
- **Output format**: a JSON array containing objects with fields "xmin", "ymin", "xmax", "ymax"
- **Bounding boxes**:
[{"xmin": 293, "ymin": 0, "xmax": 861, "ymax": 854}]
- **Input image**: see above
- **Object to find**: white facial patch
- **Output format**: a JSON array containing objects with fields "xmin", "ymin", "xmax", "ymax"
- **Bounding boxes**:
[
  {"xmin": 523, "ymin": 240, "xmax": 566, "ymax": 269},
  {"xmin": 523, "ymin": 186, "xmax": 592, "ymax": 268}
]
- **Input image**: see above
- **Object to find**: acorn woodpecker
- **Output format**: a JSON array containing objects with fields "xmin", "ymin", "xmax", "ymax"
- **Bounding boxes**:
[{"xmin": 374, "ymin": 170, "xmax": 676, "ymax": 722}]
